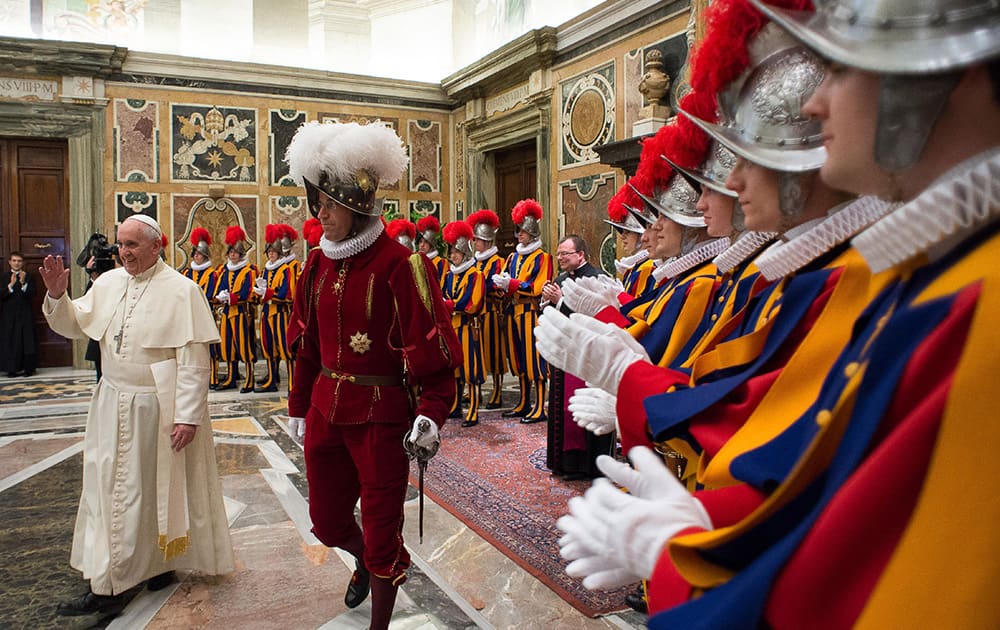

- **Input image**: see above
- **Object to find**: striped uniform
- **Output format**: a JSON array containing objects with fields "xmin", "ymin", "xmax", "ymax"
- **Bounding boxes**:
[
  {"xmin": 624, "ymin": 258, "xmax": 657, "ymax": 299},
  {"xmin": 258, "ymin": 257, "xmax": 301, "ymax": 390},
  {"xmin": 182, "ymin": 264, "xmax": 221, "ymax": 386},
  {"xmin": 216, "ymin": 261, "xmax": 258, "ymax": 389},
  {"xmin": 475, "ymin": 252, "xmax": 507, "ymax": 375},
  {"xmin": 503, "ymin": 246, "xmax": 553, "ymax": 381}
]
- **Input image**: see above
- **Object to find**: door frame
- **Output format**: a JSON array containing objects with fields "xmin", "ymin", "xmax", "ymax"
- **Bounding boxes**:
[{"xmin": 0, "ymin": 101, "xmax": 106, "ymax": 368}]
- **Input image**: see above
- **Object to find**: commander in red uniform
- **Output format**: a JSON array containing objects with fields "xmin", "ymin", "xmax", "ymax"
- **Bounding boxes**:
[{"xmin": 285, "ymin": 120, "xmax": 461, "ymax": 630}]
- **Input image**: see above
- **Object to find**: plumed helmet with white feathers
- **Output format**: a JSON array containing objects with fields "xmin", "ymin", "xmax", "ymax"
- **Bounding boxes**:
[{"xmin": 285, "ymin": 121, "xmax": 408, "ymax": 217}]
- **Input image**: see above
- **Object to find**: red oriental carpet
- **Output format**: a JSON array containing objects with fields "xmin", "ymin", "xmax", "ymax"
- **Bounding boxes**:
[{"xmin": 409, "ymin": 409, "xmax": 630, "ymax": 617}]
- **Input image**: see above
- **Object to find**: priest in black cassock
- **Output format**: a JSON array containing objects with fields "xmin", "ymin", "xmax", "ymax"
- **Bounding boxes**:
[
  {"xmin": 1, "ymin": 251, "xmax": 37, "ymax": 377},
  {"xmin": 541, "ymin": 235, "xmax": 613, "ymax": 480}
]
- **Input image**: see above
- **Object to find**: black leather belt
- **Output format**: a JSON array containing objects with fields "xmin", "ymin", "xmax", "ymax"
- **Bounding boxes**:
[{"xmin": 321, "ymin": 366, "xmax": 402, "ymax": 387}]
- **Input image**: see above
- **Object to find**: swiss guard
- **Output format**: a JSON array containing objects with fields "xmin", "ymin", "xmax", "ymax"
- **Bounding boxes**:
[
  {"xmin": 214, "ymin": 225, "xmax": 258, "ymax": 392},
  {"xmin": 182, "ymin": 226, "xmax": 222, "ymax": 389},
  {"xmin": 386, "ymin": 218, "xmax": 417, "ymax": 252},
  {"xmin": 415, "ymin": 215, "xmax": 449, "ymax": 286},
  {"xmin": 442, "ymin": 220, "xmax": 486, "ymax": 427},
  {"xmin": 493, "ymin": 199, "xmax": 553, "ymax": 423},
  {"xmin": 467, "ymin": 209, "xmax": 507, "ymax": 409},
  {"xmin": 254, "ymin": 223, "xmax": 301, "ymax": 392}
]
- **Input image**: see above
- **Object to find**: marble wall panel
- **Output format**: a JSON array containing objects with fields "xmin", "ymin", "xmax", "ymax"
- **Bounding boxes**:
[
  {"xmin": 407, "ymin": 119, "xmax": 441, "ymax": 193},
  {"xmin": 113, "ymin": 98, "xmax": 159, "ymax": 182},
  {"xmin": 268, "ymin": 195, "xmax": 310, "ymax": 259},
  {"xmin": 559, "ymin": 173, "xmax": 617, "ymax": 275},
  {"xmin": 115, "ymin": 191, "xmax": 158, "ymax": 226},
  {"xmin": 408, "ymin": 199, "xmax": 440, "ymax": 222},
  {"xmin": 623, "ymin": 49, "xmax": 643, "ymax": 135},
  {"xmin": 170, "ymin": 104, "xmax": 257, "ymax": 183},
  {"xmin": 559, "ymin": 61, "xmax": 616, "ymax": 168},
  {"xmin": 318, "ymin": 113, "xmax": 400, "ymax": 191},
  {"xmin": 171, "ymin": 195, "xmax": 258, "ymax": 269},
  {"xmin": 269, "ymin": 109, "xmax": 307, "ymax": 186}
]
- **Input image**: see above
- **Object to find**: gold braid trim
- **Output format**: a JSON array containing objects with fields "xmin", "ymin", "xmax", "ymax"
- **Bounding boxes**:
[
  {"xmin": 158, "ymin": 532, "xmax": 190, "ymax": 561},
  {"xmin": 366, "ymin": 273, "xmax": 375, "ymax": 321},
  {"xmin": 408, "ymin": 253, "xmax": 434, "ymax": 315}
]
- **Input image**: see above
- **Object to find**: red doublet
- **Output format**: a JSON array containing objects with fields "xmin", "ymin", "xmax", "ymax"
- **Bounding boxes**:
[{"xmin": 288, "ymin": 232, "xmax": 461, "ymax": 582}]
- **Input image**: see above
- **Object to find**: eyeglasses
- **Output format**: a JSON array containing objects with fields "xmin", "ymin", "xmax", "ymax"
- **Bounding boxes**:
[{"xmin": 555, "ymin": 250, "xmax": 580, "ymax": 257}]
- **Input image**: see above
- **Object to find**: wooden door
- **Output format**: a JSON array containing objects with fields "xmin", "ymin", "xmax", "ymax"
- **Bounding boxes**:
[
  {"xmin": 0, "ymin": 138, "xmax": 72, "ymax": 367},
  {"xmin": 494, "ymin": 141, "xmax": 537, "ymax": 258}
]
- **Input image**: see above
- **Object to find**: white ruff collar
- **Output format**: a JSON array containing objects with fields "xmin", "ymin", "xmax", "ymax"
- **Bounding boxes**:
[
  {"xmin": 265, "ymin": 253, "xmax": 296, "ymax": 270},
  {"xmin": 615, "ymin": 249, "xmax": 650, "ymax": 275},
  {"xmin": 320, "ymin": 219, "xmax": 384, "ymax": 260},
  {"xmin": 190, "ymin": 259, "xmax": 212, "ymax": 271},
  {"xmin": 475, "ymin": 245, "xmax": 498, "ymax": 261},
  {"xmin": 756, "ymin": 196, "xmax": 898, "ymax": 281},
  {"xmin": 853, "ymin": 148, "xmax": 1000, "ymax": 274},
  {"xmin": 713, "ymin": 232, "xmax": 778, "ymax": 275},
  {"xmin": 657, "ymin": 237, "xmax": 730, "ymax": 281},
  {"xmin": 425, "ymin": 249, "xmax": 440, "ymax": 259},
  {"xmin": 451, "ymin": 257, "xmax": 475, "ymax": 274},
  {"xmin": 516, "ymin": 239, "xmax": 542, "ymax": 255},
  {"xmin": 226, "ymin": 258, "xmax": 249, "ymax": 272},
  {"xmin": 651, "ymin": 257, "xmax": 673, "ymax": 283}
]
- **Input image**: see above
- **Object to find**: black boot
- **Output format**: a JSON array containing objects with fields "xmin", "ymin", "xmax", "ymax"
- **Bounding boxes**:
[
  {"xmin": 344, "ymin": 559, "xmax": 371, "ymax": 609},
  {"xmin": 56, "ymin": 589, "xmax": 127, "ymax": 616}
]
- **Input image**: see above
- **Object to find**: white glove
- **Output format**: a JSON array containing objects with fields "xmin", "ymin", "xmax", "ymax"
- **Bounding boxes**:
[
  {"xmin": 287, "ymin": 416, "xmax": 305, "ymax": 444},
  {"xmin": 255, "ymin": 277, "xmax": 268, "ymax": 290},
  {"xmin": 252, "ymin": 286, "xmax": 266, "ymax": 297},
  {"xmin": 215, "ymin": 289, "xmax": 230, "ymax": 303},
  {"xmin": 555, "ymin": 446, "xmax": 712, "ymax": 589},
  {"xmin": 404, "ymin": 414, "xmax": 440, "ymax": 461},
  {"xmin": 568, "ymin": 387, "xmax": 618, "ymax": 435},
  {"xmin": 534, "ymin": 309, "xmax": 649, "ymax": 395},
  {"xmin": 562, "ymin": 278, "xmax": 621, "ymax": 316}
]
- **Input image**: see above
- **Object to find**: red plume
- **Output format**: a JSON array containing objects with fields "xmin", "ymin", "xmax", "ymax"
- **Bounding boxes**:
[
  {"xmin": 466, "ymin": 209, "xmax": 500, "ymax": 230},
  {"xmin": 607, "ymin": 188, "xmax": 630, "ymax": 223},
  {"xmin": 281, "ymin": 224, "xmax": 298, "ymax": 242},
  {"xmin": 189, "ymin": 227, "xmax": 211, "ymax": 247},
  {"xmin": 303, "ymin": 218, "xmax": 322, "ymax": 247},
  {"xmin": 443, "ymin": 220, "xmax": 474, "ymax": 246},
  {"xmin": 416, "ymin": 215, "xmax": 441, "ymax": 234},
  {"xmin": 225, "ymin": 225, "xmax": 247, "ymax": 246},
  {"xmin": 511, "ymin": 198, "xmax": 542, "ymax": 224},
  {"xmin": 161, "ymin": 234, "xmax": 168, "ymax": 248},
  {"xmin": 386, "ymin": 218, "xmax": 416, "ymax": 241},
  {"xmin": 264, "ymin": 224, "xmax": 280, "ymax": 244}
]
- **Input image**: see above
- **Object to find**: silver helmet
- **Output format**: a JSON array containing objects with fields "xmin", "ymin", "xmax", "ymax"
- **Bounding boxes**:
[
  {"xmin": 624, "ymin": 202, "xmax": 657, "ymax": 229},
  {"xmin": 444, "ymin": 221, "xmax": 475, "ymax": 260},
  {"xmin": 629, "ymin": 176, "xmax": 706, "ymax": 228},
  {"xmin": 473, "ymin": 221, "xmax": 497, "ymax": 241},
  {"xmin": 661, "ymin": 140, "xmax": 739, "ymax": 198},
  {"xmin": 604, "ymin": 211, "xmax": 646, "ymax": 235},
  {"xmin": 681, "ymin": 24, "xmax": 827, "ymax": 173},
  {"xmin": 751, "ymin": 0, "xmax": 1000, "ymax": 170}
]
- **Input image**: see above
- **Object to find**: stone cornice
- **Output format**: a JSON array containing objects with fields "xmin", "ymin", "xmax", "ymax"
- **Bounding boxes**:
[
  {"xmin": 0, "ymin": 36, "xmax": 125, "ymax": 78},
  {"xmin": 556, "ymin": 0, "xmax": 689, "ymax": 57},
  {"xmin": 117, "ymin": 51, "xmax": 453, "ymax": 109},
  {"xmin": 441, "ymin": 28, "xmax": 558, "ymax": 101}
]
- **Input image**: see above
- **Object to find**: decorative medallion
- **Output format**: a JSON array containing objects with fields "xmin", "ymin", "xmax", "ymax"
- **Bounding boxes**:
[
  {"xmin": 349, "ymin": 331, "xmax": 372, "ymax": 355},
  {"xmin": 560, "ymin": 62, "xmax": 616, "ymax": 167}
]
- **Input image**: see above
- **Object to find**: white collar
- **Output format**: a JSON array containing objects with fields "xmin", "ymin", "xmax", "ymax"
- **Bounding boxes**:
[
  {"xmin": 450, "ymin": 257, "xmax": 475, "ymax": 274},
  {"xmin": 657, "ymin": 237, "xmax": 730, "ymax": 281},
  {"xmin": 853, "ymin": 147, "xmax": 1000, "ymax": 274},
  {"xmin": 516, "ymin": 239, "xmax": 542, "ymax": 255},
  {"xmin": 265, "ymin": 253, "xmax": 296, "ymax": 270},
  {"xmin": 226, "ymin": 258, "xmax": 249, "ymax": 272},
  {"xmin": 190, "ymin": 259, "xmax": 212, "ymax": 271},
  {"xmin": 756, "ymin": 196, "xmax": 898, "ymax": 281},
  {"xmin": 425, "ymin": 249, "xmax": 440, "ymax": 259},
  {"xmin": 617, "ymin": 248, "xmax": 650, "ymax": 268},
  {"xmin": 475, "ymin": 245, "xmax": 498, "ymax": 261},
  {"xmin": 713, "ymin": 232, "xmax": 778, "ymax": 275},
  {"xmin": 320, "ymin": 219, "xmax": 384, "ymax": 260}
]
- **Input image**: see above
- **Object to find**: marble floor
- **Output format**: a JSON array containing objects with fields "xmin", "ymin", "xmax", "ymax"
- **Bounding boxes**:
[{"xmin": 0, "ymin": 367, "xmax": 645, "ymax": 630}]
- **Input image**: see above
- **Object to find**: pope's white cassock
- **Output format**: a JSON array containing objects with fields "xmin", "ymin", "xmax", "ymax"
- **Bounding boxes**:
[{"xmin": 44, "ymin": 257, "xmax": 235, "ymax": 595}]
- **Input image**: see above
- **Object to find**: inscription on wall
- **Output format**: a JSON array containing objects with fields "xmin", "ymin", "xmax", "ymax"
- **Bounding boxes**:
[{"xmin": 0, "ymin": 77, "xmax": 58, "ymax": 101}]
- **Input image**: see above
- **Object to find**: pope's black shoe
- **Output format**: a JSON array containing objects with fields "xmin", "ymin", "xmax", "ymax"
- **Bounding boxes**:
[
  {"xmin": 147, "ymin": 571, "xmax": 176, "ymax": 591},
  {"xmin": 56, "ymin": 590, "xmax": 127, "ymax": 616},
  {"xmin": 344, "ymin": 562, "xmax": 371, "ymax": 609},
  {"xmin": 520, "ymin": 414, "xmax": 546, "ymax": 424}
]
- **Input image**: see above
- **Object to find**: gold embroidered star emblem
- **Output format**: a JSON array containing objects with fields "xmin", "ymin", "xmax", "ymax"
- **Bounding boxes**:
[{"xmin": 349, "ymin": 331, "xmax": 372, "ymax": 354}]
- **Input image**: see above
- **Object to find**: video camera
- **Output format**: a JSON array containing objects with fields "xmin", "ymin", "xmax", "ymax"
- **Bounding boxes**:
[{"xmin": 77, "ymin": 233, "xmax": 119, "ymax": 275}]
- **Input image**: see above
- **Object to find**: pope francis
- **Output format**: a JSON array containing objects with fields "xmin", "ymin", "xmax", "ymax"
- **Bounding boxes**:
[{"xmin": 40, "ymin": 215, "xmax": 234, "ymax": 616}]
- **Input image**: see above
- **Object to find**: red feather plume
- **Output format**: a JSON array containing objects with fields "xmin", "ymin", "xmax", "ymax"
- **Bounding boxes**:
[
  {"xmin": 189, "ymin": 227, "xmax": 211, "ymax": 247},
  {"xmin": 264, "ymin": 224, "xmax": 280, "ymax": 244},
  {"xmin": 443, "ymin": 220, "xmax": 473, "ymax": 246},
  {"xmin": 607, "ymin": 188, "xmax": 630, "ymax": 223},
  {"xmin": 281, "ymin": 224, "xmax": 298, "ymax": 242},
  {"xmin": 386, "ymin": 218, "xmax": 416, "ymax": 241},
  {"xmin": 466, "ymin": 209, "xmax": 500, "ymax": 230},
  {"xmin": 511, "ymin": 198, "xmax": 542, "ymax": 224},
  {"xmin": 161, "ymin": 234, "xmax": 168, "ymax": 248},
  {"xmin": 416, "ymin": 215, "xmax": 441, "ymax": 234},
  {"xmin": 225, "ymin": 225, "xmax": 247, "ymax": 246},
  {"xmin": 303, "ymin": 218, "xmax": 322, "ymax": 247}
]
